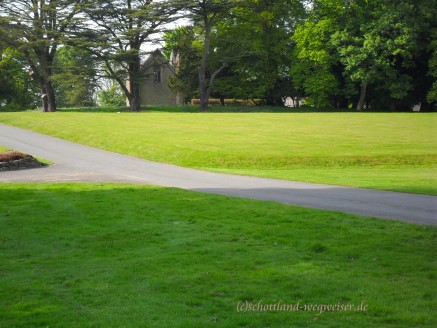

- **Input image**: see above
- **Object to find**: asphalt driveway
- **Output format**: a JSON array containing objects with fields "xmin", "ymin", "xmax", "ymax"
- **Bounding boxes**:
[{"xmin": 0, "ymin": 123, "xmax": 436, "ymax": 225}]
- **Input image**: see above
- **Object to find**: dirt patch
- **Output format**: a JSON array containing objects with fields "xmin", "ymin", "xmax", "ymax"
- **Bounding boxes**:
[{"xmin": 0, "ymin": 152, "xmax": 42, "ymax": 171}]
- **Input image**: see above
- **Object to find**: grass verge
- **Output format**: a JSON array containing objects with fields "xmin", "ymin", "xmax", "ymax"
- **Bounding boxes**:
[
  {"xmin": 0, "ymin": 145, "xmax": 10, "ymax": 153},
  {"xmin": 0, "ymin": 183, "xmax": 436, "ymax": 327},
  {"xmin": 0, "ymin": 110, "xmax": 436, "ymax": 194}
]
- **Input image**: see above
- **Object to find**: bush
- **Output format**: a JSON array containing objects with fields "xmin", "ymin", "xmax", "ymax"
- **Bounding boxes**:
[{"xmin": 0, "ymin": 103, "xmax": 28, "ymax": 112}]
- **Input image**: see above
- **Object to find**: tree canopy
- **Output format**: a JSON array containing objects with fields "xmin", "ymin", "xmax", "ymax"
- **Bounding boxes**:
[
  {"xmin": 291, "ymin": 0, "xmax": 436, "ymax": 111},
  {"xmin": 0, "ymin": 43, "xmax": 37, "ymax": 109},
  {"xmin": 0, "ymin": 0, "xmax": 435, "ymax": 111},
  {"xmin": 79, "ymin": 0, "xmax": 182, "ymax": 111},
  {"xmin": 0, "ymin": 0, "xmax": 85, "ymax": 111}
]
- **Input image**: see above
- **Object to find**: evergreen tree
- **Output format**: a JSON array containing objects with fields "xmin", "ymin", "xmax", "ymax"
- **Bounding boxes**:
[
  {"xmin": 81, "ymin": 0, "xmax": 182, "ymax": 111},
  {"xmin": 0, "ymin": 0, "xmax": 85, "ymax": 112}
]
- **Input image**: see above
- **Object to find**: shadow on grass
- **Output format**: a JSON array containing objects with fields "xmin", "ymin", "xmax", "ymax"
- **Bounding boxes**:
[{"xmin": 0, "ymin": 183, "xmax": 435, "ymax": 327}]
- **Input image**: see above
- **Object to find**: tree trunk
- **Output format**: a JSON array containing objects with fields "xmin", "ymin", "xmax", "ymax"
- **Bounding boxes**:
[
  {"xmin": 219, "ymin": 97, "xmax": 225, "ymax": 106},
  {"xmin": 128, "ymin": 56, "xmax": 141, "ymax": 111},
  {"xmin": 127, "ymin": 77, "xmax": 141, "ymax": 111},
  {"xmin": 45, "ymin": 79, "xmax": 56, "ymax": 112},
  {"xmin": 39, "ymin": 76, "xmax": 56, "ymax": 112},
  {"xmin": 356, "ymin": 83, "xmax": 367, "ymax": 111},
  {"xmin": 198, "ymin": 15, "xmax": 227, "ymax": 111},
  {"xmin": 204, "ymin": 63, "xmax": 226, "ymax": 108},
  {"xmin": 35, "ymin": 51, "xmax": 57, "ymax": 112},
  {"xmin": 199, "ymin": 18, "xmax": 212, "ymax": 112},
  {"xmin": 199, "ymin": 90, "xmax": 209, "ymax": 112},
  {"xmin": 39, "ymin": 80, "xmax": 48, "ymax": 112},
  {"xmin": 199, "ymin": 70, "xmax": 209, "ymax": 112}
]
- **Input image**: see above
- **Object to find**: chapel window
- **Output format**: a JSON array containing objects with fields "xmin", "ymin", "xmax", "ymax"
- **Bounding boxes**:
[{"xmin": 153, "ymin": 68, "xmax": 161, "ymax": 84}]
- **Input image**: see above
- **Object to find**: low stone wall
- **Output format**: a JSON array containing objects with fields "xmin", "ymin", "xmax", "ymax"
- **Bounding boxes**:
[{"xmin": 0, "ymin": 154, "xmax": 41, "ymax": 171}]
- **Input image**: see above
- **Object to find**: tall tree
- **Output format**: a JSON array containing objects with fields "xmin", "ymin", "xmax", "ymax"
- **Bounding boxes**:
[
  {"xmin": 185, "ymin": 0, "xmax": 243, "ymax": 111},
  {"xmin": 221, "ymin": 0, "xmax": 304, "ymax": 105},
  {"xmin": 415, "ymin": 0, "xmax": 437, "ymax": 110},
  {"xmin": 167, "ymin": 1, "xmax": 304, "ymax": 108},
  {"xmin": 52, "ymin": 45, "xmax": 97, "ymax": 107},
  {"xmin": 294, "ymin": 0, "xmax": 436, "ymax": 111},
  {"xmin": 331, "ymin": 0, "xmax": 418, "ymax": 111},
  {"xmin": 292, "ymin": 0, "xmax": 362, "ymax": 108},
  {"xmin": 291, "ymin": 2, "xmax": 344, "ymax": 107},
  {"xmin": 428, "ymin": 29, "xmax": 437, "ymax": 103},
  {"xmin": 82, "ymin": 0, "xmax": 181, "ymax": 111},
  {"xmin": 164, "ymin": 26, "xmax": 201, "ymax": 103},
  {"xmin": 0, "ymin": 0, "xmax": 85, "ymax": 112},
  {"xmin": 0, "ymin": 43, "xmax": 37, "ymax": 109}
]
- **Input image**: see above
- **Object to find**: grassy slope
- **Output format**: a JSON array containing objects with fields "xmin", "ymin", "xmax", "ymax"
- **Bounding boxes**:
[
  {"xmin": 0, "ymin": 145, "xmax": 10, "ymax": 153},
  {"xmin": 0, "ymin": 111, "xmax": 436, "ymax": 194},
  {"xmin": 0, "ymin": 183, "xmax": 435, "ymax": 327}
]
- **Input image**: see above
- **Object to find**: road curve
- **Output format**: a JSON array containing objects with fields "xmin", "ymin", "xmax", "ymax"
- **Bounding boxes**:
[{"xmin": 0, "ymin": 123, "xmax": 436, "ymax": 225}]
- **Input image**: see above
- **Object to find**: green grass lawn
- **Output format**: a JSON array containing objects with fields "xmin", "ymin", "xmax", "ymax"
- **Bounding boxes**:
[
  {"xmin": 0, "ymin": 145, "xmax": 10, "ymax": 153},
  {"xmin": 0, "ymin": 183, "xmax": 435, "ymax": 327},
  {"xmin": 0, "ymin": 110, "xmax": 436, "ymax": 194}
]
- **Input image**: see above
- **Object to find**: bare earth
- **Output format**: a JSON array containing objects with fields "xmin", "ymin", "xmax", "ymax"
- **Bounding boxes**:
[{"xmin": 0, "ymin": 123, "xmax": 436, "ymax": 225}]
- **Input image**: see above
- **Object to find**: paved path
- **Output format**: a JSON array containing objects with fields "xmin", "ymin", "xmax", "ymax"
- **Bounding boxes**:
[{"xmin": 0, "ymin": 123, "xmax": 436, "ymax": 225}]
